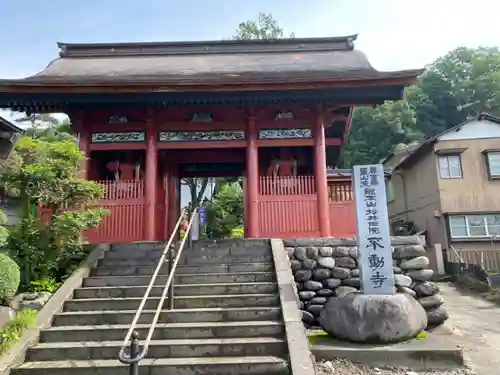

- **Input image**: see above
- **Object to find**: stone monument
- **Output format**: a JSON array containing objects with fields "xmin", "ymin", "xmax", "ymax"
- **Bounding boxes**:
[{"xmin": 318, "ymin": 164, "xmax": 427, "ymax": 343}]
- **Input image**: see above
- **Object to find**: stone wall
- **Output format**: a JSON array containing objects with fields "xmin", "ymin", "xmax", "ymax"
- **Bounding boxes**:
[{"xmin": 283, "ymin": 237, "xmax": 449, "ymax": 329}]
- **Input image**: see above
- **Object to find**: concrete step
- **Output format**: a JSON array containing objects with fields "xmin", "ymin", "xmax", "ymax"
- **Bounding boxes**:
[
  {"xmin": 63, "ymin": 294, "xmax": 280, "ymax": 311},
  {"xmin": 82, "ymin": 272, "xmax": 275, "ymax": 287},
  {"xmin": 27, "ymin": 337, "xmax": 287, "ymax": 361},
  {"xmin": 105, "ymin": 245, "xmax": 271, "ymax": 259},
  {"xmin": 91, "ymin": 262, "xmax": 274, "ymax": 276},
  {"xmin": 183, "ymin": 254, "xmax": 272, "ymax": 264},
  {"xmin": 109, "ymin": 239, "xmax": 269, "ymax": 251},
  {"xmin": 12, "ymin": 356, "xmax": 290, "ymax": 375},
  {"xmin": 98, "ymin": 254, "xmax": 273, "ymax": 267},
  {"xmin": 190, "ymin": 239, "xmax": 270, "ymax": 251},
  {"xmin": 53, "ymin": 307, "xmax": 283, "ymax": 326},
  {"xmin": 110, "ymin": 242, "xmax": 167, "ymax": 251},
  {"xmin": 40, "ymin": 321, "xmax": 285, "ymax": 342},
  {"xmin": 73, "ymin": 283, "xmax": 277, "ymax": 299}
]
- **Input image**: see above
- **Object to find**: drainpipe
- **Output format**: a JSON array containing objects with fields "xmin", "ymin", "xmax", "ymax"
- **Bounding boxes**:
[{"xmin": 393, "ymin": 171, "xmax": 409, "ymax": 220}]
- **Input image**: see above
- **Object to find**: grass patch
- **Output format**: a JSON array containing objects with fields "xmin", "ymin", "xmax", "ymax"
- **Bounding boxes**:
[
  {"xmin": 481, "ymin": 289, "xmax": 500, "ymax": 303},
  {"xmin": 308, "ymin": 330, "xmax": 430, "ymax": 346},
  {"xmin": 0, "ymin": 309, "xmax": 37, "ymax": 356},
  {"xmin": 454, "ymin": 274, "xmax": 500, "ymax": 304},
  {"xmin": 308, "ymin": 331, "xmax": 341, "ymax": 345}
]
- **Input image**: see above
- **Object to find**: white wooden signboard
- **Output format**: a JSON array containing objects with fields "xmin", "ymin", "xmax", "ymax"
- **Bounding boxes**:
[{"xmin": 352, "ymin": 164, "xmax": 395, "ymax": 295}]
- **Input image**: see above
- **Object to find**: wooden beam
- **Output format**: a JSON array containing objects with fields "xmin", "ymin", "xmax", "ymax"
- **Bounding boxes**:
[
  {"xmin": 157, "ymin": 141, "xmax": 246, "ymax": 149},
  {"xmin": 0, "ymin": 76, "xmax": 418, "ymax": 94},
  {"xmin": 89, "ymin": 143, "xmax": 147, "ymax": 151}
]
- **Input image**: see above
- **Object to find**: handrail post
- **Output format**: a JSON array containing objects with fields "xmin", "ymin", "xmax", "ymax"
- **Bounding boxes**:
[
  {"xmin": 167, "ymin": 244, "xmax": 175, "ymax": 310},
  {"xmin": 117, "ymin": 208, "xmax": 197, "ymax": 367},
  {"xmin": 187, "ymin": 206, "xmax": 194, "ymax": 249},
  {"xmin": 129, "ymin": 331, "xmax": 139, "ymax": 375},
  {"xmin": 188, "ymin": 229, "xmax": 193, "ymax": 249}
]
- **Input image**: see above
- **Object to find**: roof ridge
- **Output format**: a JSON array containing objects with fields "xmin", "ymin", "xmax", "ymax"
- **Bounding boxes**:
[{"xmin": 57, "ymin": 35, "xmax": 358, "ymax": 58}]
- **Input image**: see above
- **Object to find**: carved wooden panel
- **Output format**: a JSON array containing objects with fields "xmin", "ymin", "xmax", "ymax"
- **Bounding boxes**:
[
  {"xmin": 159, "ymin": 130, "xmax": 245, "ymax": 142},
  {"xmin": 259, "ymin": 128, "xmax": 312, "ymax": 140},
  {"xmin": 91, "ymin": 132, "xmax": 145, "ymax": 143}
]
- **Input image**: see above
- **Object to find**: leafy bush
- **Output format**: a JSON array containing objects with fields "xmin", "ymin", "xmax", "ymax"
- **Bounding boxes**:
[
  {"xmin": 0, "ymin": 309, "xmax": 37, "ymax": 355},
  {"xmin": 0, "ymin": 253, "xmax": 20, "ymax": 304},
  {"xmin": 30, "ymin": 277, "xmax": 62, "ymax": 294},
  {"xmin": 0, "ymin": 136, "xmax": 107, "ymax": 288},
  {"xmin": 231, "ymin": 227, "xmax": 244, "ymax": 238},
  {"xmin": 0, "ymin": 209, "xmax": 9, "ymax": 247}
]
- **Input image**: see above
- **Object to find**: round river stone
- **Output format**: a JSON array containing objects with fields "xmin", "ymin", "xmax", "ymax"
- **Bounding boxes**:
[{"xmin": 318, "ymin": 293, "xmax": 427, "ymax": 343}]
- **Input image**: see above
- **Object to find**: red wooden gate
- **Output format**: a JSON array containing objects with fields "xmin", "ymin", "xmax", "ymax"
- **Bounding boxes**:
[
  {"xmin": 85, "ymin": 180, "xmax": 145, "ymax": 244},
  {"xmin": 257, "ymin": 176, "xmax": 319, "ymax": 238},
  {"xmin": 328, "ymin": 180, "xmax": 356, "ymax": 237}
]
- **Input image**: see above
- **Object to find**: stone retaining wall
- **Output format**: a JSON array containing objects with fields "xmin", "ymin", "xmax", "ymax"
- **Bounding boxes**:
[{"xmin": 283, "ymin": 237, "xmax": 449, "ymax": 329}]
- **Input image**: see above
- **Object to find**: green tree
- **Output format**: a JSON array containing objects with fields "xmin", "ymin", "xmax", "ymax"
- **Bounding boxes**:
[
  {"xmin": 183, "ymin": 13, "xmax": 294, "ymax": 210},
  {"xmin": 342, "ymin": 97, "xmax": 424, "ymax": 166},
  {"xmin": 0, "ymin": 210, "xmax": 9, "ymax": 247},
  {"xmin": 344, "ymin": 45, "xmax": 500, "ymax": 166},
  {"xmin": 204, "ymin": 182, "xmax": 243, "ymax": 239},
  {"xmin": 0, "ymin": 136, "xmax": 106, "ymax": 287},
  {"xmin": 419, "ymin": 46, "xmax": 500, "ymax": 127},
  {"xmin": 405, "ymin": 85, "xmax": 447, "ymax": 136},
  {"xmin": 15, "ymin": 114, "xmax": 75, "ymax": 142},
  {"xmin": 234, "ymin": 12, "xmax": 294, "ymax": 40},
  {"xmin": 181, "ymin": 177, "xmax": 210, "ymax": 212}
]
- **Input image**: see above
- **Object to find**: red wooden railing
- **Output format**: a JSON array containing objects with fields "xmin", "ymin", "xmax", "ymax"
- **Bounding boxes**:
[
  {"xmin": 329, "ymin": 180, "xmax": 354, "ymax": 201},
  {"xmin": 45, "ymin": 176, "xmax": 357, "ymax": 243},
  {"xmin": 257, "ymin": 176, "xmax": 319, "ymax": 238},
  {"xmin": 328, "ymin": 180, "xmax": 356, "ymax": 237},
  {"xmin": 85, "ymin": 180, "xmax": 145, "ymax": 244},
  {"xmin": 259, "ymin": 175, "xmax": 316, "ymax": 195}
]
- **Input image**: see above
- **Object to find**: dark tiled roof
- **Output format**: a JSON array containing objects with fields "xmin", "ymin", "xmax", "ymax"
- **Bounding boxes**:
[
  {"xmin": 327, "ymin": 168, "xmax": 391, "ymax": 178},
  {"xmin": 0, "ymin": 35, "xmax": 422, "ymax": 86},
  {"xmin": 391, "ymin": 112, "xmax": 500, "ymax": 170},
  {"xmin": 0, "ymin": 116, "xmax": 23, "ymax": 133}
]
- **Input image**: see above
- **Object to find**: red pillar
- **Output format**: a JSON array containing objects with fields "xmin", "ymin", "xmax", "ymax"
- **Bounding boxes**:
[
  {"xmin": 246, "ymin": 116, "xmax": 259, "ymax": 238},
  {"xmin": 143, "ymin": 110, "xmax": 158, "ymax": 242},
  {"xmin": 76, "ymin": 112, "xmax": 90, "ymax": 179},
  {"xmin": 314, "ymin": 112, "xmax": 331, "ymax": 237}
]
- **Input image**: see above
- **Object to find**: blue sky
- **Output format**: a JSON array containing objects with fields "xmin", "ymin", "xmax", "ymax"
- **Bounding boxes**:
[
  {"xmin": 0, "ymin": 0, "xmax": 498, "ymax": 206},
  {"xmin": 1, "ymin": 0, "xmax": 499, "ymax": 80}
]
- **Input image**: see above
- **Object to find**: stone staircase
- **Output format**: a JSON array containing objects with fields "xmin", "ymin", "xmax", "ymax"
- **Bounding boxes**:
[{"xmin": 11, "ymin": 239, "xmax": 295, "ymax": 375}]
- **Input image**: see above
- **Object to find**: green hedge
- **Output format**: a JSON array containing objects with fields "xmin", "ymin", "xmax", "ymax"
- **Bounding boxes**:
[{"xmin": 0, "ymin": 253, "xmax": 20, "ymax": 303}]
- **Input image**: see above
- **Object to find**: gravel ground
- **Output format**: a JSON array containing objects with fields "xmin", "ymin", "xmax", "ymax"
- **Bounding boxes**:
[
  {"xmin": 316, "ymin": 359, "xmax": 474, "ymax": 375},
  {"xmin": 439, "ymin": 283, "xmax": 500, "ymax": 375},
  {"xmin": 313, "ymin": 282, "xmax": 500, "ymax": 374}
]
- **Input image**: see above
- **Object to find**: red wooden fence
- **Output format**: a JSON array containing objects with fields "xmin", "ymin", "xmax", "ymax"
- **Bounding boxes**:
[
  {"xmin": 257, "ymin": 176, "xmax": 319, "ymax": 238},
  {"xmin": 85, "ymin": 180, "xmax": 145, "ymax": 244},
  {"xmin": 75, "ymin": 177, "xmax": 357, "ymax": 243},
  {"xmin": 256, "ymin": 176, "xmax": 357, "ymax": 238},
  {"xmin": 328, "ymin": 180, "xmax": 356, "ymax": 237}
]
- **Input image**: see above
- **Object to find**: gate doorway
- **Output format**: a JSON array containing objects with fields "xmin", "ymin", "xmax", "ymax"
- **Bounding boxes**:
[{"xmin": 163, "ymin": 148, "xmax": 246, "ymax": 240}]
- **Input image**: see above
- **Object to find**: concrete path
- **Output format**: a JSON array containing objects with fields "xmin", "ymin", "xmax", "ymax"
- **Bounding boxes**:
[{"xmin": 440, "ymin": 282, "xmax": 500, "ymax": 375}]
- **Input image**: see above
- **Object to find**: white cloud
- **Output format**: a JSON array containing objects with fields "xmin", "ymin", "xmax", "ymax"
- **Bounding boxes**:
[{"xmin": 287, "ymin": 0, "xmax": 499, "ymax": 71}]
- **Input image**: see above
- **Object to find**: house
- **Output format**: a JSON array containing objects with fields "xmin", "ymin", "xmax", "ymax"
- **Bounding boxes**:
[
  {"xmin": 0, "ymin": 115, "xmax": 23, "ymax": 227},
  {"xmin": 0, "ymin": 115, "xmax": 23, "ymax": 160},
  {"xmin": 384, "ymin": 113, "xmax": 500, "ymax": 269}
]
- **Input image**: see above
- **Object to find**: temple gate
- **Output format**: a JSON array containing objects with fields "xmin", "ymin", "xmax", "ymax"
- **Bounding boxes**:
[{"xmin": 0, "ymin": 35, "xmax": 419, "ymax": 243}]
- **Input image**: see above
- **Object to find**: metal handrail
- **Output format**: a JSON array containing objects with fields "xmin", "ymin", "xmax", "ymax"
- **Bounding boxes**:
[{"xmin": 118, "ymin": 207, "xmax": 198, "ymax": 373}]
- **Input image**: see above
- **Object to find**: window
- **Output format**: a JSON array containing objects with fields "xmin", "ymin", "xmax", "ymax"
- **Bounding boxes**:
[
  {"xmin": 449, "ymin": 214, "xmax": 500, "ymax": 238},
  {"xmin": 486, "ymin": 152, "xmax": 500, "ymax": 179},
  {"xmin": 438, "ymin": 155, "xmax": 462, "ymax": 179}
]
